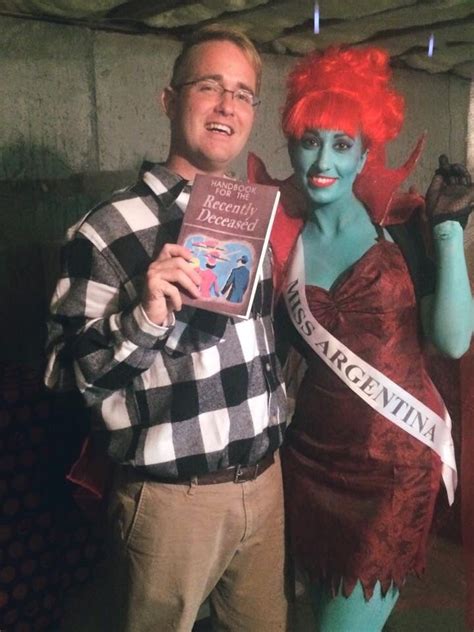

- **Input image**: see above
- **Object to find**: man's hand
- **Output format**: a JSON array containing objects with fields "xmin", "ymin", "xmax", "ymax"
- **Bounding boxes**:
[
  {"xmin": 425, "ymin": 154, "xmax": 474, "ymax": 228},
  {"xmin": 142, "ymin": 244, "xmax": 201, "ymax": 325}
]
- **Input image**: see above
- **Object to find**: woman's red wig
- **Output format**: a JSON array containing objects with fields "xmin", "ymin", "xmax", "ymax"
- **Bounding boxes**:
[{"xmin": 282, "ymin": 46, "xmax": 405, "ymax": 151}]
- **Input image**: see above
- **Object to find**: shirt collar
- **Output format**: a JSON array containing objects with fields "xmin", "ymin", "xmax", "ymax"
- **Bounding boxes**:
[{"xmin": 141, "ymin": 162, "xmax": 191, "ymax": 212}]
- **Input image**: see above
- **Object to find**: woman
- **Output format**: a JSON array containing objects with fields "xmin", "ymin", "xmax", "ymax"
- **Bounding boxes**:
[{"xmin": 250, "ymin": 46, "xmax": 473, "ymax": 630}]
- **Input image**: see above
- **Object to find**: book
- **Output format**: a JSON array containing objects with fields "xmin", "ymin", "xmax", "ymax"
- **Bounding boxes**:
[{"xmin": 177, "ymin": 173, "xmax": 280, "ymax": 319}]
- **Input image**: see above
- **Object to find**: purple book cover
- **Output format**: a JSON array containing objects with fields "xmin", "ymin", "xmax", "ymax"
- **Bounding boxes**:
[{"xmin": 178, "ymin": 174, "xmax": 280, "ymax": 318}]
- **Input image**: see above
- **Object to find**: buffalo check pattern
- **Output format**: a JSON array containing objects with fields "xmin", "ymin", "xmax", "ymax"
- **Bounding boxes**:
[{"xmin": 45, "ymin": 164, "xmax": 287, "ymax": 479}]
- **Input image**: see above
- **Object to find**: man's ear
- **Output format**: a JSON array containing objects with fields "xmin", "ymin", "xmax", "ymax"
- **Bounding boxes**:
[{"xmin": 161, "ymin": 87, "xmax": 177, "ymax": 120}]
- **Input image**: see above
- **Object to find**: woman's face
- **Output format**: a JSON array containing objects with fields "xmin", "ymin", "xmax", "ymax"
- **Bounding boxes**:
[{"xmin": 289, "ymin": 128, "xmax": 367, "ymax": 207}]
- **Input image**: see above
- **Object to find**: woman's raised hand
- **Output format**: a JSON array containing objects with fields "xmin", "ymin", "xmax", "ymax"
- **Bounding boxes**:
[{"xmin": 425, "ymin": 154, "xmax": 474, "ymax": 228}]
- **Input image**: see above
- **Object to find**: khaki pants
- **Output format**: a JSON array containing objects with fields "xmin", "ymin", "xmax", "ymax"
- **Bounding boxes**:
[{"xmin": 105, "ymin": 453, "xmax": 288, "ymax": 631}]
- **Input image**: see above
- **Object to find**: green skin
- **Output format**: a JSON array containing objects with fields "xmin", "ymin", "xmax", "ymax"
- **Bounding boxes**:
[
  {"xmin": 289, "ymin": 129, "xmax": 472, "ymax": 356},
  {"xmin": 289, "ymin": 128, "xmax": 473, "ymax": 631}
]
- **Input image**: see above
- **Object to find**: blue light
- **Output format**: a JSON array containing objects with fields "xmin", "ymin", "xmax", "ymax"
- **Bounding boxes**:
[
  {"xmin": 428, "ymin": 33, "xmax": 434, "ymax": 57},
  {"xmin": 314, "ymin": 2, "xmax": 320, "ymax": 34}
]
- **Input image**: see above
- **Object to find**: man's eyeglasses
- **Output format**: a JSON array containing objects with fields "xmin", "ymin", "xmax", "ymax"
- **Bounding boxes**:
[{"xmin": 174, "ymin": 78, "xmax": 261, "ymax": 108}]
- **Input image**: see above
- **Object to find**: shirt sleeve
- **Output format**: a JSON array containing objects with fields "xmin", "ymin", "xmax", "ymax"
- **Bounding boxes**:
[{"xmin": 45, "ymin": 232, "xmax": 172, "ymax": 405}]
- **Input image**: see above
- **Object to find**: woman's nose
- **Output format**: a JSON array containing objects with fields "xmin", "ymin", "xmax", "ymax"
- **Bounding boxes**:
[{"xmin": 315, "ymin": 144, "xmax": 331, "ymax": 171}]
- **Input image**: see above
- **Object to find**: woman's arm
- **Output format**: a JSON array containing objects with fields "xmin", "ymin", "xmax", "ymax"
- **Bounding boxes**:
[
  {"xmin": 421, "ymin": 221, "xmax": 473, "ymax": 357},
  {"xmin": 421, "ymin": 157, "xmax": 474, "ymax": 358}
]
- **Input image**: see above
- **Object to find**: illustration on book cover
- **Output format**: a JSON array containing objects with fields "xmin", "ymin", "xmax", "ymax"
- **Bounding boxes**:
[
  {"xmin": 184, "ymin": 235, "xmax": 253, "ymax": 303},
  {"xmin": 178, "ymin": 174, "xmax": 280, "ymax": 318}
]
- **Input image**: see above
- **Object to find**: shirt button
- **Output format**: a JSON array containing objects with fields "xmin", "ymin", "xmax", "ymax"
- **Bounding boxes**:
[{"xmin": 265, "ymin": 362, "xmax": 271, "ymax": 371}]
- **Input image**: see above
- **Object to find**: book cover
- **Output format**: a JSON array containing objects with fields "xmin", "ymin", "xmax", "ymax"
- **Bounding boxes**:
[{"xmin": 177, "ymin": 174, "xmax": 280, "ymax": 319}]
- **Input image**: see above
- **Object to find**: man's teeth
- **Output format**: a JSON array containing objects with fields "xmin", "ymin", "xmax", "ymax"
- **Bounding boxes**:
[{"xmin": 206, "ymin": 123, "xmax": 233, "ymax": 135}]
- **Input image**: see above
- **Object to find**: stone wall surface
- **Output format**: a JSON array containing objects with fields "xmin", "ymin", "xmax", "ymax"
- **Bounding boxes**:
[
  {"xmin": 94, "ymin": 32, "xmax": 179, "ymax": 173},
  {"xmin": 1, "ymin": 0, "xmax": 473, "ymax": 77},
  {"xmin": 0, "ymin": 14, "xmax": 471, "ymax": 363}
]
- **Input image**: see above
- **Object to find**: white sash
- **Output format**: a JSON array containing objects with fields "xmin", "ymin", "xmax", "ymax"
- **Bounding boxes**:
[{"xmin": 284, "ymin": 237, "xmax": 457, "ymax": 504}]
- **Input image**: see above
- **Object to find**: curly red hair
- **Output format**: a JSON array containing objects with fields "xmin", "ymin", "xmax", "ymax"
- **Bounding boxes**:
[{"xmin": 282, "ymin": 46, "xmax": 405, "ymax": 151}]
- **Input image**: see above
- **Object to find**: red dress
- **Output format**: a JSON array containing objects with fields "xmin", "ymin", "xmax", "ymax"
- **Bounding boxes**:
[{"xmin": 282, "ymin": 238, "xmax": 444, "ymax": 599}]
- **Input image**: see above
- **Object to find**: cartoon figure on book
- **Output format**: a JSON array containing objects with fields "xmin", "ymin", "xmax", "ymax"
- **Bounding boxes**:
[
  {"xmin": 249, "ymin": 45, "xmax": 474, "ymax": 631},
  {"xmin": 222, "ymin": 254, "xmax": 250, "ymax": 302},
  {"xmin": 189, "ymin": 237, "xmax": 227, "ymax": 297},
  {"xmin": 185, "ymin": 235, "xmax": 254, "ymax": 303}
]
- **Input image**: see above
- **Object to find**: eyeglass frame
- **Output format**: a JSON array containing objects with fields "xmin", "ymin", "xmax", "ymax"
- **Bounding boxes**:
[{"xmin": 173, "ymin": 77, "xmax": 261, "ymax": 108}]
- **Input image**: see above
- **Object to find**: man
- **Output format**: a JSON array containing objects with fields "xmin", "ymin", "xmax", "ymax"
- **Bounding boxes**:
[
  {"xmin": 222, "ymin": 255, "xmax": 250, "ymax": 302},
  {"xmin": 45, "ymin": 26, "xmax": 288, "ymax": 632}
]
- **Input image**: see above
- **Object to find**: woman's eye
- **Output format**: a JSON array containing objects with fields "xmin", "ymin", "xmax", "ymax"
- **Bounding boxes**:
[
  {"xmin": 334, "ymin": 141, "xmax": 352, "ymax": 151},
  {"xmin": 301, "ymin": 136, "xmax": 319, "ymax": 148}
]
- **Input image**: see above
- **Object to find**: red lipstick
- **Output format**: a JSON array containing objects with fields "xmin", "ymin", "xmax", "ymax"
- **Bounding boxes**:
[{"xmin": 308, "ymin": 175, "xmax": 337, "ymax": 188}]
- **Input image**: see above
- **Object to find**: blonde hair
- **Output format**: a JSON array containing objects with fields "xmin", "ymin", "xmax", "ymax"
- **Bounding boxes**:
[{"xmin": 171, "ymin": 25, "xmax": 262, "ymax": 94}]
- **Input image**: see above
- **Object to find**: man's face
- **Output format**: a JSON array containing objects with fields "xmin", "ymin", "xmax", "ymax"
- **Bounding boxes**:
[{"xmin": 163, "ymin": 40, "xmax": 258, "ymax": 179}]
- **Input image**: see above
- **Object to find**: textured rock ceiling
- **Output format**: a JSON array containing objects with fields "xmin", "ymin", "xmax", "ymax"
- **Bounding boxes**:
[{"xmin": 0, "ymin": 0, "xmax": 473, "ymax": 78}]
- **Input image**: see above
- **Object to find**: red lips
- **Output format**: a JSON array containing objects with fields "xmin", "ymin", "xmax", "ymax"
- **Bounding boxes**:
[{"xmin": 308, "ymin": 175, "xmax": 338, "ymax": 188}]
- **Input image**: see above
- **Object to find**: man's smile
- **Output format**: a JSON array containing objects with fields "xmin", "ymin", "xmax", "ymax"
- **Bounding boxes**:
[{"xmin": 205, "ymin": 122, "xmax": 234, "ymax": 136}]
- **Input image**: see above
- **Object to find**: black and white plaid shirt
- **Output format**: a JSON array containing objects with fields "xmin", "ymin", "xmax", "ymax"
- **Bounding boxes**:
[{"xmin": 45, "ymin": 164, "xmax": 287, "ymax": 479}]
